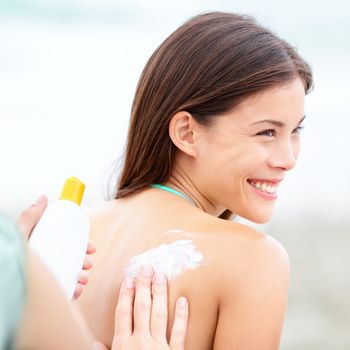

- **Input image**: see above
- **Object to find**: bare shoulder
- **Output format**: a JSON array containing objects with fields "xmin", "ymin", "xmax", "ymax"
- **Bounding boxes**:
[
  {"xmin": 167, "ymin": 217, "xmax": 289, "ymax": 349},
  {"xmin": 190, "ymin": 217, "xmax": 289, "ymax": 275},
  {"xmin": 191, "ymin": 218, "xmax": 290, "ymax": 349},
  {"xmin": 174, "ymin": 215, "xmax": 290, "ymax": 306},
  {"xmin": 213, "ymin": 220, "xmax": 289, "ymax": 297}
]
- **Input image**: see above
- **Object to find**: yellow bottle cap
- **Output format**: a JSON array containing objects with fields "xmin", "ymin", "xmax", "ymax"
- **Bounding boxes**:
[{"xmin": 59, "ymin": 177, "xmax": 85, "ymax": 205}]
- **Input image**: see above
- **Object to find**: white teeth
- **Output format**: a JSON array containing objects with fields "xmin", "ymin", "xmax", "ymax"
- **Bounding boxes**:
[{"xmin": 250, "ymin": 181, "xmax": 277, "ymax": 194}]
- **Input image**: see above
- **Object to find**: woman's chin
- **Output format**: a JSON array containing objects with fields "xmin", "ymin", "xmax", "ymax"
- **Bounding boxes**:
[
  {"xmin": 250, "ymin": 216, "xmax": 271, "ymax": 224},
  {"xmin": 238, "ymin": 208, "xmax": 274, "ymax": 224}
]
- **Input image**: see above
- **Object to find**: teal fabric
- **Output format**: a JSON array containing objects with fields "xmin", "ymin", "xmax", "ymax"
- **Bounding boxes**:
[
  {"xmin": 151, "ymin": 184, "xmax": 197, "ymax": 207},
  {"xmin": 0, "ymin": 214, "xmax": 27, "ymax": 350}
]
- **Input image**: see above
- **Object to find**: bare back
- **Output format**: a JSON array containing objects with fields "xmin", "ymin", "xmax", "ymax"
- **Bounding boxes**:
[{"xmin": 76, "ymin": 188, "xmax": 289, "ymax": 349}]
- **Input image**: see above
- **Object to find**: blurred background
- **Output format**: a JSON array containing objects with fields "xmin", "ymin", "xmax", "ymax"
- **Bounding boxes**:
[{"xmin": 0, "ymin": 0, "xmax": 349, "ymax": 348}]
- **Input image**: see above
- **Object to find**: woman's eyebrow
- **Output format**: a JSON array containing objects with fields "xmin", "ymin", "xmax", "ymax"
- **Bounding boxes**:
[{"xmin": 250, "ymin": 115, "xmax": 306, "ymax": 127}]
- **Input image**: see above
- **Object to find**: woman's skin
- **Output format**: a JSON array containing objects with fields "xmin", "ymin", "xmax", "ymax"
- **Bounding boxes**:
[
  {"xmin": 14, "ymin": 196, "xmax": 188, "ymax": 350},
  {"xmin": 76, "ymin": 78, "xmax": 305, "ymax": 349}
]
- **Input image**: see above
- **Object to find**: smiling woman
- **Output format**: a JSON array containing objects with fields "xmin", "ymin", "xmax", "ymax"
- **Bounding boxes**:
[
  {"xmin": 76, "ymin": 12, "xmax": 313, "ymax": 350},
  {"xmin": 200, "ymin": 79, "xmax": 306, "ymax": 223}
]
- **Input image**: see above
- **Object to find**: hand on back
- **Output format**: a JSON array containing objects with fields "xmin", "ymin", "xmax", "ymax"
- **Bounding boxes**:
[{"xmin": 94, "ymin": 267, "xmax": 188, "ymax": 350}]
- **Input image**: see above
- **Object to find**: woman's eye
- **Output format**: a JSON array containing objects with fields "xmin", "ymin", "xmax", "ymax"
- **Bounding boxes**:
[
  {"xmin": 257, "ymin": 129, "xmax": 276, "ymax": 137},
  {"xmin": 292, "ymin": 125, "xmax": 305, "ymax": 134}
]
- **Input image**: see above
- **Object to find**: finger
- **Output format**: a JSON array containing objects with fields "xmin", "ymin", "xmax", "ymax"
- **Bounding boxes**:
[
  {"xmin": 17, "ymin": 195, "xmax": 48, "ymax": 239},
  {"xmin": 169, "ymin": 297, "xmax": 189, "ymax": 350},
  {"xmin": 73, "ymin": 271, "xmax": 90, "ymax": 300},
  {"xmin": 150, "ymin": 272, "xmax": 168, "ymax": 341},
  {"xmin": 114, "ymin": 277, "xmax": 135, "ymax": 340},
  {"xmin": 82, "ymin": 255, "xmax": 93, "ymax": 270},
  {"xmin": 133, "ymin": 265, "xmax": 154, "ymax": 334},
  {"xmin": 86, "ymin": 240, "xmax": 96, "ymax": 254},
  {"xmin": 77, "ymin": 270, "xmax": 89, "ymax": 285},
  {"xmin": 72, "ymin": 282, "xmax": 85, "ymax": 300}
]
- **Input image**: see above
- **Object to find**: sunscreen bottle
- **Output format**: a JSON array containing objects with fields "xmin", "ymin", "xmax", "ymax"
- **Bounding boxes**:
[{"xmin": 29, "ymin": 176, "xmax": 90, "ymax": 299}]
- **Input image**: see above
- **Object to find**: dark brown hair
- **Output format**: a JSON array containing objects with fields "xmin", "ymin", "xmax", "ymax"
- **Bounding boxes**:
[{"xmin": 116, "ymin": 12, "xmax": 313, "ymax": 219}]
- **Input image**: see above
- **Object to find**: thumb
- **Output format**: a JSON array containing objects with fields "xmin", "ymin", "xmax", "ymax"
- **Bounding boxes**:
[{"xmin": 17, "ymin": 195, "xmax": 48, "ymax": 239}]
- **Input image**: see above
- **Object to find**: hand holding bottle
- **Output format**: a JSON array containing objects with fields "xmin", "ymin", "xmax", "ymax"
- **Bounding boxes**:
[
  {"xmin": 17, "ymin": 193, "xmax": 95, "ymax": 300},
  {"xmin": 28, "ymin": 177, "xmax": 90, "ymax": 299}
]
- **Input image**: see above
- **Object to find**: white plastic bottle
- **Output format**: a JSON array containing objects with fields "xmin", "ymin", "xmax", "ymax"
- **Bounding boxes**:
[{"xmin": 29, "ymin": 176, "xmax": 90, "ymax": 299}]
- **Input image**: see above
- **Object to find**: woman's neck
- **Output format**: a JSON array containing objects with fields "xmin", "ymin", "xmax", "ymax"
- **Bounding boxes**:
[{"xmin": 166, "ymin": 168, "xmax": 226, "ymax": 217}]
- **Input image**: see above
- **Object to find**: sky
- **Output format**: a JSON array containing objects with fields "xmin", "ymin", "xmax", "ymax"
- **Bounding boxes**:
[{"xmin": 1, "ymin": 0, "xmax": 349, "ymax": 221}]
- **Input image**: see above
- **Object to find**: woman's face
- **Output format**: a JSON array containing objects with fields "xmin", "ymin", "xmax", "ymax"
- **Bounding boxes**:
[{"xmin": 196, "ymin": 78, "xmax": 306, "ymax": 223}]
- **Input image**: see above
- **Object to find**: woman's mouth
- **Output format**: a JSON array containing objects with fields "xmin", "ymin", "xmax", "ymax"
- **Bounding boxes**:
[{"xmin": 247, "ymin": 179, "xmax": 281, "ymax": 199}]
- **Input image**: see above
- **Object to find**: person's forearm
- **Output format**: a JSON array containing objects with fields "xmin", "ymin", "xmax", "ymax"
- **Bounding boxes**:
[{"xmin": 15, "ymin": 250, "xmax": 96, "ymax": 350}]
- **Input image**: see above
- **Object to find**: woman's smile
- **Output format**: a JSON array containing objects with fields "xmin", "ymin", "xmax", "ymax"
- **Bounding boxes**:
[{"xmin": 247, "ymin": 178, "xmax": 283, "ymax": 200}]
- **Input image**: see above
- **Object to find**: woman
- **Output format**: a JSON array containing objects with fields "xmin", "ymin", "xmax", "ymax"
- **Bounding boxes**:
[
  {"xmin": 0, "ymin": 197, "xmax": 187, "ymax": 350},
  {"xmin": 76, "ymin": 12, "xmax": 313, "ymax": 349}
]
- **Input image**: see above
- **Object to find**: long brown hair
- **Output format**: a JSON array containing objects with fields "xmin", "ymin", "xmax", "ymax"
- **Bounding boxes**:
[{"xmin": 116, "ymin": 12, "xmax": 313, "ymax": 219}]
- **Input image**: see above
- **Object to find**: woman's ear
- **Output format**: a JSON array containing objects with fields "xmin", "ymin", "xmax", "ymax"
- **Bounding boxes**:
[{"xmin": 169, "ymin": 111, "xmax": 198, "ymax": 157}]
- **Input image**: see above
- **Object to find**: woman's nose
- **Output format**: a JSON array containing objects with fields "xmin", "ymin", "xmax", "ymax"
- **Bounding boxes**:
[{"xmin": 268, "ymin": 140, "xmax": 299, "ymax": 171}]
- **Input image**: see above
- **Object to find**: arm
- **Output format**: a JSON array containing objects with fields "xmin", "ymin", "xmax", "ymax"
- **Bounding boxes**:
[
  {"xmin": 15, "ymin": 250, "xmax": 95, "ymax": 350},
  {"xmin": 213, "ymin": 234, "xmax": 290, "ymax": 350}
]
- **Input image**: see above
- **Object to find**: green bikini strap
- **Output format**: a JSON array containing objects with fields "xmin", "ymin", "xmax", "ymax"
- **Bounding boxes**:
[{"xmin": 151, "ymin": 184, "xmax": 197, "ymax": 206}]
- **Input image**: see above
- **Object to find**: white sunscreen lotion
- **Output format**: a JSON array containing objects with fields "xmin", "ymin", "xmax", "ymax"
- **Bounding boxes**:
[
  {"xmin": 125, "ymin": 240, "xmax": 204, "ymax": 280},
  {"xmin": 29, "ymin": 177, "xmax": 90, "ymax": 299}
]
